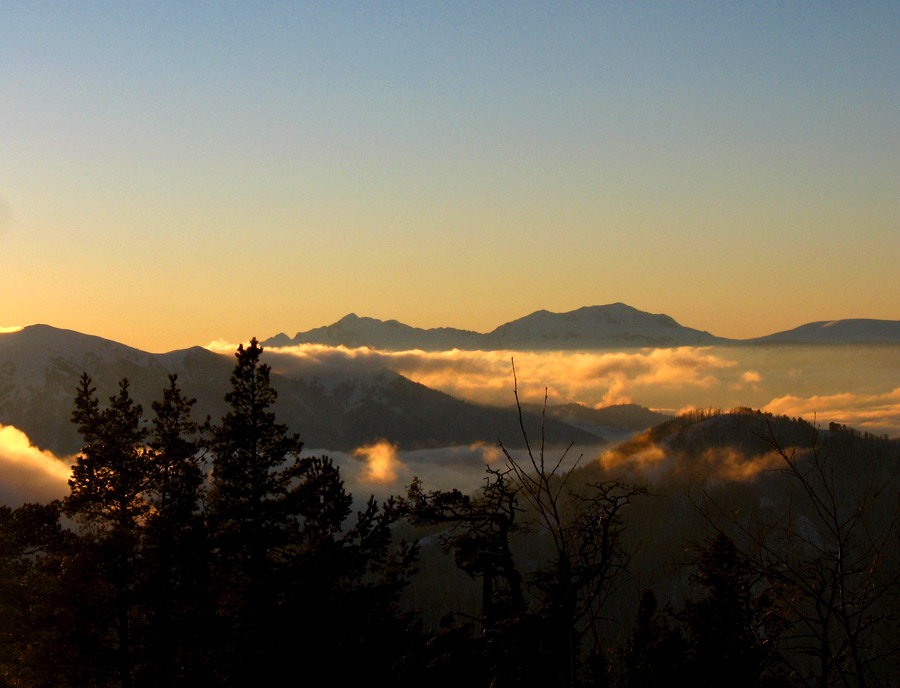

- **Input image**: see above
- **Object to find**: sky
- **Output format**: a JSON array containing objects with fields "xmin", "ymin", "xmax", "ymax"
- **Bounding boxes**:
[{"xmin": 1, "ymin": 2, "xmax": 898, "ymax": 353}]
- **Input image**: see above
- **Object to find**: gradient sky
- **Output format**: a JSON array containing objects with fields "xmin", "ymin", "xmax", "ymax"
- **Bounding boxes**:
[{"xmin": 1, "ymin": 2, "xmax": 898, "ymax": 352}]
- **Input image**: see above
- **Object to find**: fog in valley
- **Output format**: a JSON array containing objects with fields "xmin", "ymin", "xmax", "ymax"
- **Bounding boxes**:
[
  {"xmin": 2, "ymin": 341, "xmax": 897, "ymax": 508},
  {"xmin": 262, "ymin": 342, "xmax": 900, "ymax": 436}
]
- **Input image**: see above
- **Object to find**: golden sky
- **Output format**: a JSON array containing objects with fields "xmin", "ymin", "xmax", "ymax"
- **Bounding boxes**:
[{"xmin": 1, "ymin": 3, "xmax": 898, "ymax": 352}]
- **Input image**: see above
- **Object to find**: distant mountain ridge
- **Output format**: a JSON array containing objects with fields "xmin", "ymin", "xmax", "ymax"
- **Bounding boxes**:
[
  {"xmin": 747, "ymin": 319, "xmax": 900, "ymax": 344},
  {"xmin": 264, "ymin": 304, "xmax": 900, "ymax": 350},
  {"xmin": 264, "ymin": 313, "xmax": 483, "ymax": 350},
  {"xmin": 264, "ymin": 303, "xmax": 725, "ymax": 350}
]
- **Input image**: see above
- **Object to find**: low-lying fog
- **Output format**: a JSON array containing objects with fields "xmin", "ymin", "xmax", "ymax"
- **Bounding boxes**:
[
  {"xmin": 2, "ymin": 344, "xmax": 897, "ymax": 507},
  {"xmin": 264, "ymin": 343, "xmax": 900, "ymax": 438}
]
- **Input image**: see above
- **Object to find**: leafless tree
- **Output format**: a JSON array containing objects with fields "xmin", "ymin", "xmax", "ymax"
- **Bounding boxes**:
[
  {"xmin": 702, "ymin": 420, "xmax": 900, "ymax": 688},
  {"xmin": 500, "ymin": 360, "xmax": 645, "ymax": 688}
]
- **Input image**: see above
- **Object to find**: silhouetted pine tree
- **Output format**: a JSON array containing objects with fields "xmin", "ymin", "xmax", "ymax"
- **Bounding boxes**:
[
  {"xmin": 143, "ymin": 374, "xmax": 208, "ymax": 687},
  {"xmin": 682, "ymin": 533, "xmax": 786, "ymax": 688},
  {"xmin": 621, "ymin": 589, "xmax": 688, "ymax": 688},
  {"xmin": 66, "ymin": 376, "xmax": 149, "ymax": 535},
  {"xmin": 205, "ymin": 339, "xmax": 305, "ymax": 683},
  {"xmin": 206, "ymin": 339, "xmax": 421, "ymax": 685},
  {"xmin": 64, "ymin": 375, "xmax": 150, "ymax": 688}
]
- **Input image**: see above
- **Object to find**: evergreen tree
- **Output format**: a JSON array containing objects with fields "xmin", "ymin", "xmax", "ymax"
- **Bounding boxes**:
[
  {"xmin": 206, "ymin": 339, "xmax": 305, "ymax": 682},
  {"xmin": 621, "ymin": 589, "xmax": 688, "ymax": 688},
  {"xmin": 64, "ymin": 374, "xmax": 151, "ymax": 688},
  {"xmin": 148, "ymin": 374, "xmax": 203, "ymax": 530},
  {"xmin": 66, "ymin": 375, "xmax": 149, "ymax": 534},
  {"xmin": 207, "ymin": 339, "xmax": 421, "ymax": 684},
  {"xmin": 682, "ymin": 533, "xmax": 785, "ymax": 688},
  {"xmin": 208, "ymin": 339, "xmax": 303, "ymax": 558},
  {"xmin": 143, "ymin": 375, "xmax": 207, "ymax": 687}
]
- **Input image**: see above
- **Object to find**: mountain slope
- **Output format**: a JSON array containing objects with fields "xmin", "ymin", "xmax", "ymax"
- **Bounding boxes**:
[
  {"xmin": 518, "ymin": 402, "xmax": 671, "ymax": 437},
  {"xmin": 485, "ymin": 303, "xmax": 723, "ymax": 348},
  {"xmin": 749, "ymin": 319, "xmax": 900, "ymax": 344},
  {"xmin": 266, "ymin": 313, "xmax": 482, "ymax": 351},
  {"xmin": 0, "ymin": 325, "xmax": 235, "ymax": 455},
  {"xmin": 0, "ymin": 325, "xmax": 605, "ymax": 455}
]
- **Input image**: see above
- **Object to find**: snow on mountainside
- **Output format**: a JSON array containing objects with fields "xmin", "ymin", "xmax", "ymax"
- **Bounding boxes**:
[
  {"xmin": 265, "ymin": 304, "xmax": 900, "ymax": 351},
  {"xmin": 0, "ymin": 325, "xmax": 235, "ymax": 455},
  {"xmin": 484, "ymin": 303, "xmax": 722, "ymax": 348},
  {"xmin": 0, "ymin": 324, "xmax": 166, "ymax": 386},
  {"xmin": 266, "ymin": 313, "xmax": 481, "ymax": 351},
  {"xmin": 264, "ymin": 303, "xmax": 725, "ymax": 351},
  {"xmin": 749, "ymin": 319, "xmax": 900, "ymax": 344},
  {"xmin": 0, "ymin": 325, "xmax": 605, "ymax": 456}
]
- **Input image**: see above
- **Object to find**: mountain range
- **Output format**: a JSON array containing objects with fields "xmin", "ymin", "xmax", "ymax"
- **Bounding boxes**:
[
  {"xmin": 0, "ymin": 324, "xmax": 660, "ymax": 456},
  {"xmin": 3, "ymin": 303, "xmax": 898, "ymax": 456},
  {"xmin": 263, "ymin": 303, "xmax": 900, "ymax": 350}
]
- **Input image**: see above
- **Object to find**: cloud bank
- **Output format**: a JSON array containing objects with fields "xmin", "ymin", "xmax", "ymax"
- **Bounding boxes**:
[
  {"xmin": 601, "ymin": 438, "xmax": 784, "ymax": 485},
  {"xmin": 764, "ymin": 388, "xmax": 900, "ymax": 437},
  {"xmin": 353, "ymin": 440, "xmax": 403, "ymax": 484},
  {"xmin": 260, "ymin": 343, "xmax": 742, "ymax": 410},
  {"xmin": 251, "ymin": 343, "xmax": 900, "ymax": 436},
  {"xmin": 0, "ymin": 425, "xmax": 72, "ymax": 506}
]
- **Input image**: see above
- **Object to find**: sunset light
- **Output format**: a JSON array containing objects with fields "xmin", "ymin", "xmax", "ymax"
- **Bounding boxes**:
[
  {"xmin": 1, "ymin": 4, "xmax": 897, "ymax": 352},
  {"xmin": 1, "ymin": 4, "xmax": 899, "ymax": 684}
]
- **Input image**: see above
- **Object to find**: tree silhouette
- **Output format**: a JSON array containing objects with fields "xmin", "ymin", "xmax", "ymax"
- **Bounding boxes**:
[
  {"xmin": 143, "ymin": 374, "xmax": 206, "ymax": 687},
  {"xmin": 205, "ymin": 339, "xmax": 305, "ymax": 682},
  {"xmin": 682, "ymin": 533, "xmax": 784, "ymax": 688},
  {"xmin": 400, "ymin": 466, "xmax": 526, "ymax": 633},
  {"xmin": 64, "ymin": 375, "xmax": 150, "ymax": 688},
  {"xmin": 66, "ymin": 375, "xmax": 149, "ymax": 534},
  {"xmin": 500, "ymin": 370, "xmax": 645, "ymax": 688},
  {"xmin": 621, "ymin": 589, "xmax": 688, "ymax": 688},
  {"xmin": 205, "ymin": 339, "xmax": 420, "ymax": 684},
  {"xmin": 702, "ymin": 425, "xmax": 900, "ymax": 687}
]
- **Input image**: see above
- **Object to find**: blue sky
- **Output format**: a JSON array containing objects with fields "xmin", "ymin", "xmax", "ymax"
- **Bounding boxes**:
[{"xmin": 1, "ymin": 2, "xmax": 898, "ymax": 350}]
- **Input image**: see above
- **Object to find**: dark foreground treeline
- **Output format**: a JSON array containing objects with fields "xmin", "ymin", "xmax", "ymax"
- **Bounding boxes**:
[{"xmin": 1, "ymin": 341, "xmax": 898, "ymax": 687}]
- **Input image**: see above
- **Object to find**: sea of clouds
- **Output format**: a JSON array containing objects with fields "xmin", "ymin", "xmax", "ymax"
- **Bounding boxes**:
[
  {"xmin": 3, "ymin": 342, "xmax": 897, "ymax": 507},
  {"xmin": 253, "ymin": 343, "xmax": 900, "ymax": 435}
]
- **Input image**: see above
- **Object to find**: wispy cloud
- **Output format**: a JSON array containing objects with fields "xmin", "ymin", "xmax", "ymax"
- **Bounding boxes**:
[
  {"xmin": 0, "ymin": 425, "xmax": 72, "ymax": 506},
  {"xmin": 764, "ymin": 388, "xmax": 900, "ymax": 436},
  {"xmin": 205, "ymin": 338, "xmax": 257, "ymax": 354},
  {"xmin": 309, "ymin": 441, "xmax": 534, "ymax": 505},
  {"xmin": 601, "ymin": 438, "xmax": 783, "ymax": 484},
  {"xmin": 205, "ymin": 339, "xmax": 238, "ymax": 353},
  {"xmin": 353, "ymin": 440, "xmax": 403, "ymax": 485},
  {"xmin": 264, "ymin": 344, "xmax": 741, "ymax": 409},
  {"xmin": 215, "ymin": 341, "xmax": 900, "ymax": 438}
]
